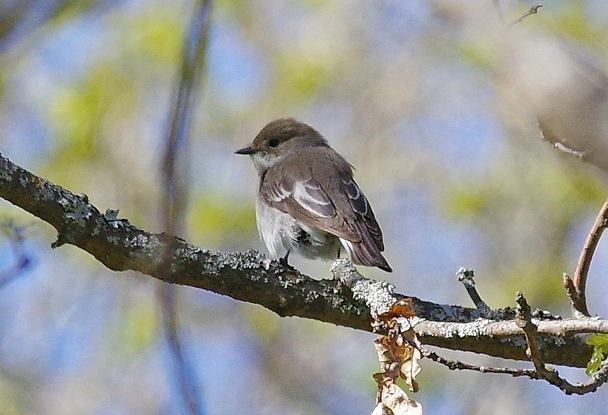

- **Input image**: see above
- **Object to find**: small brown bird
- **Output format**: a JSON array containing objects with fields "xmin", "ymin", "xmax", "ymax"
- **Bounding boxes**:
[{"xmin": 236, "ymin": 118, "xmax": 392, "ymax": 272}]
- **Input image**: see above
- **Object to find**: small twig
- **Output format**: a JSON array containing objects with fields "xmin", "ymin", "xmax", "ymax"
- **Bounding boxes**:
[
  {"xmin": 563, "ymin": 274, "xmax": 588, "ymax": 318},
  {"xmin": 553, "ymin": 142, "xmax": 585, "ymax": 159},
  {"xmin": 420, "ymin": 347, "xmax": 536, "ymax": 378},
  {"xmin": 403, "ymin": 318, "xmax": 538, "ymax": 377},
  {"xmin": 539, "ymin": 121, "xmax": 599, "ymax": 167},
  {"xmin": 514, "ymin": 292, "xmax": 608, "ymax": 394},
  {"xmin": 571, "ymin": 198, "xmax": 608, "ymax": 316},
  {"xmin": 457, "ymin": 268, "xmax": 490, "ymax": 315},
  {"xmin": 413, "ymin": 332, "xmax": 608, "ymax": 395},
  {"xmin": 414, "ymin": 292, "xmax": 608, "ymax": 395},
  {"xmin": 515, "ymin": 292, "xmax": 545, "ymax": 369},
  {"xmin": 511, "ymin": 3, "xmax": 543, "ymax": 25}
]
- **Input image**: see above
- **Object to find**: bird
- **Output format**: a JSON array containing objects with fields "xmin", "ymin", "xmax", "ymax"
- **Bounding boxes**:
[{"xmin": 235, "ymin": 118, "xmax": 392, "ymax": 272}]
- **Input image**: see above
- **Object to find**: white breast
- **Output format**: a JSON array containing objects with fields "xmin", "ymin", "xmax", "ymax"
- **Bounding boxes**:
[
  {"xmin": 255, "ymin": 194, "xmax": 297, "ymax": 259},
  {"xmin": 255, "ymin": 194, "xmax": 341, "ymax": 261}
]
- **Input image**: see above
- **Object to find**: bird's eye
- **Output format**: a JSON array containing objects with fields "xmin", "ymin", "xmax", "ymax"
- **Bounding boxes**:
[{"xmin": 268, "ymin": 138, "xmax": 280, "ymax": 148}]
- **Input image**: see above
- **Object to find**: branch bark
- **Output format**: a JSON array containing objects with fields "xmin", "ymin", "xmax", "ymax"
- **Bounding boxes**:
[
  {"xmin": 570, "ymin": 197, "xmax": 608, "ymax": 316},
  {"xmin": 0, "ymin": 153, "xmax": 601, "ymax": 368}
]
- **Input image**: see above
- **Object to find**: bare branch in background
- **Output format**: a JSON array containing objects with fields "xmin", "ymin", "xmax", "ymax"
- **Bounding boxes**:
[
  {"xmin": 510, "ymin": 3, "xmax": 543, "ymax": 26},
  {"xmin": 503, "ymin": 31, "xmax": 608, "ymax": 173},
  {"xmin": 159, "ymin": 1, "xmax": 212, "ymax": 414},
  {"xmin": 162, "ymin": 0, "xmax": 212, "ymax": 233}
]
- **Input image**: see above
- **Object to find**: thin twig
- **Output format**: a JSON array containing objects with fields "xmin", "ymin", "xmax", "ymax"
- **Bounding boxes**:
[
  {"xmin": 414, "ymin": 292, "xmax": 608, "ymax": 395},
  {"xmin": 419, "ymin": 346, "xmax": 535, "ymax": 378},
  {"xmin": 515, "ymin": 292, "xmax": 544, "ymax": 369},
  {"xmin": 511, "ymin": 3, "xmax": 543, "ymax": 25},
  {"xmin": 405, "ymin": 317, "xmax": 537, "ymax": 377},
  {"xmin": 514, "ymin": 291, "xmax": 608, "ymax": 395},
  {"xmin": 563, "ymin": 274, "xmax": 586, "ymax": 318},
  {"xmin": 456, "ymin": 268, "xmax": 490, "ymax": 315},
  {"xmin": 414, "ymin": 331, "xmax": 608, "ymax": 395},
  {"xmin": 571, "ymin": 198, "xmax": 608, "ymax": 316},
  {"xmin": 539, "ymin": 121, "xmax": 596, "ymax": 168}
]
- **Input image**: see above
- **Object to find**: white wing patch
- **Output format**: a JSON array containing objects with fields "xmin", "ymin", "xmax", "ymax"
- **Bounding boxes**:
[
  {"xmin": 267, "ymin": 181, "xmax": 291, "ymax": 202},
  {"xmin": 293, "ymin": 180, "xmax": 333, "ymax": 218}
]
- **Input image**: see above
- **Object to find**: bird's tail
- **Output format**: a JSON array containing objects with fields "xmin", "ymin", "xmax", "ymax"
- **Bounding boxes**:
[{"xmin": 339, "ymin": 235, "xmax": 392, "ymax": 272}]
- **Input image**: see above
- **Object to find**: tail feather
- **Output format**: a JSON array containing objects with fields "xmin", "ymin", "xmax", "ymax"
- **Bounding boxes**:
[{"xmin": 340, "ymin": 233, "xmax": 392, "ymax": 272}]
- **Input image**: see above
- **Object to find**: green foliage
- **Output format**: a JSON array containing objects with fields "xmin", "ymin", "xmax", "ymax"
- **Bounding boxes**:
[
  {"xmin": 3, "ymin": 1, "xmax": 608, "ymax": 412},
  {"xmin": 443, "ymin": 152, "xmax": 605, "ymax": 222},
  {"xmin": 0, "ymin": 69, "xmax": 5, "ymax": 95},
  {"xmin": 51, "ymin": 66, "xmax": 130, "ymax": 151},
  {"xmin": 45, "ymin": 64, "xmax": 136, "ymax": 187},
  {"xmin": 586, "ymin": 333, "xmax": 608, "ymax": 375},
  {"xmin": 0, "ymin": 380, "xmax": 19, "ymax": 415},
  {"xmin": 492, "ymin": 258, "xmax": 569, "ymax": 307},
  {"xmin": 114, "ymin": 300, "xmax": 158, "ymax": 354},
  {"xmin": 246, "ymin": 305, "xmax": 280, "ymax": 341},
  {"xmin": 542, "ymin": 2, "xmax": 606, "ymax": 44},
  {"xmin": 441, "ymin": 142, "xmax": 607, "ymax": 307},
  {"xmin": 49, "ymin": 0, "xmax": 98, "ymax": 26},
  {"xmin": 125, "ymin": 11, "xmax": 182, "ymax": 65},
  {"xmin": 187, "ymin": 193, "xmax": 256, "ymax": 247},
  {"xmin": 272, "ymin": 52, "xmax": 331, "ymax": 104},
  {"xmin": 457, "ymin": 38, "xmax": 501, "ymax": 69},
  {"xmin": 215, "ymin": 0, "xmax": 246, "ymax": 18}
]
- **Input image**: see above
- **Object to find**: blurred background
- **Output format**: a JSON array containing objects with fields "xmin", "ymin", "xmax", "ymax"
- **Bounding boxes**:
[{"xmin": 1, "ymin": 0, "xmax": 608, "ymax": 413}]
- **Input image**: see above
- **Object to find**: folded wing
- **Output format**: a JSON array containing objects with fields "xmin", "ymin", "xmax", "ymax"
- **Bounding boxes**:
[{"xmin": 260, "ymin": 147, "xmax": 391, "ymax": 271}]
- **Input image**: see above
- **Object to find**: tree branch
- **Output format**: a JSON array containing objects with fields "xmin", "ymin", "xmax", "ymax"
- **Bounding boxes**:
[
  {"xmin": 514, "ymin": 291, "xmax": 608, "ymax": 395},
  {"xmin": 510, "ymin": 3, "xmax": 543, "ymax": 25},
  {"xmin": 457, "ymin": 268, "xmax": 490, "ymax": 314},
  {"xmin": 570, "ymin": 197, "xmax": 608, "ymax": 316},
  {"xmin": 0, "ymin": 153, "xmax": 602, "ymax": 368}
]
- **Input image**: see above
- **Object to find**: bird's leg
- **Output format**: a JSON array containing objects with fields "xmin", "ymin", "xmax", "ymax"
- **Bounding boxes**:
[{"xmin": 279, "ymin": 251, "xmax": 291, "ymax": 268}]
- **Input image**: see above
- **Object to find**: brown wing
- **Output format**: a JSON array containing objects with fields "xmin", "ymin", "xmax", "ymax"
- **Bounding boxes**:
[
  {"xmin": 339, "ymin": 176, "xmax": 385, "ymax": 251},
  {"xmin": 260, "ymin": 146, "xmax": 384, "ymax": 251},
  {"xmin": 260, "ymin": 164, "xmax": 360, "ymax": 242}
]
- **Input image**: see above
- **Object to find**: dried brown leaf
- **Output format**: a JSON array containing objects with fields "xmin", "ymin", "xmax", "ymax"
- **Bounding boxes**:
[
  {"xmin": 373, "ymin": 322, "xmax": 422, "ymax": 392},
  {"xmin": 372, "ymin": 297, "xmax": 423, "ymax": 411},
  {"xmin": 400, "ymin": 346, "xmax": 421, "ymax": 392},
  {"xmin": 373, "ymin": 381, "xmax": 424, "ymax": 415},
  {"xmin": 379, "ymin": 298, "xmax": 417, "ymax": 320}
]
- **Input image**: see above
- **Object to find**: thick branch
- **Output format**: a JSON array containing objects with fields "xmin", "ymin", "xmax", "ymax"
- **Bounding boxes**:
[{"xmin": 0, "ymin": 153, "xmax": 600, "ymax": 367}]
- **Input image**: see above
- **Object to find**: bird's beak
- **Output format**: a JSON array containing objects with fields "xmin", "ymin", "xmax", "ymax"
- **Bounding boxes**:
[{"xmin": 235, "ymin": 146, "xmax": 256, "ymax": 155}]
